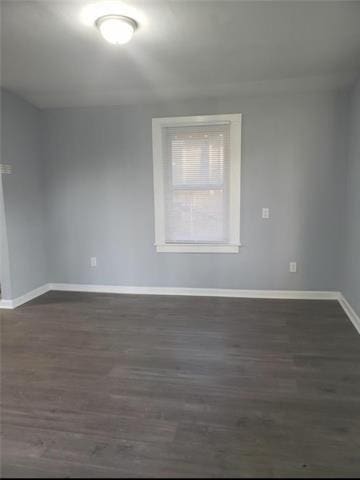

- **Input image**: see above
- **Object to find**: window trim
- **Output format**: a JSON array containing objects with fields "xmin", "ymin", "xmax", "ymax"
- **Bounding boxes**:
[{"xmin": 152, "ymin": 114, "xmax": 242, "ymax": 253}]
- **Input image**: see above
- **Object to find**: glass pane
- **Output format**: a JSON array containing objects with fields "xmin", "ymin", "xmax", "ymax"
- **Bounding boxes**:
[
  {"xmin": 167, "ymin": 126, "xmax": 227, "ymax": 188},
  {"xmin": 166, "ymin": 189, "xmax": 227, "ymax": 243}
]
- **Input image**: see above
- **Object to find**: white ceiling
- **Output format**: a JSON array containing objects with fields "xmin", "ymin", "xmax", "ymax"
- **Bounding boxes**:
[{"xmin": 1, "ymin": 0, "xmax": 360, "ymax": 108}]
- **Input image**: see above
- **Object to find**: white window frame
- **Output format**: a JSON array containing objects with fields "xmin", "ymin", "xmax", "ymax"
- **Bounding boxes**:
[{"xmin": 152, "ymin": 113, "xmax": 242, "ymax": 253}]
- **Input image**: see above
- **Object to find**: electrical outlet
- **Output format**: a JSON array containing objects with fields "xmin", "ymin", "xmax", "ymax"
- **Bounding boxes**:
[
  {"xmin": 0, "ymin": 164, "xmax": 12, "ymax": 174},
  {"xmin": 262, "ymin": 207, "xmax": 270, "ymax": 219},
  {"xmin": 289, "ymin": 262, "xmax": 297, "ymax": 273},
  {"xmin": 90, "ymin": 257, "xmax": 97, "ymax": 268}
]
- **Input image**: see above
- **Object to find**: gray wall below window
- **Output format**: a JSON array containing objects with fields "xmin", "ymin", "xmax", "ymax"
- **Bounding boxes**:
[
  {"xmin": 342, "ymin": 79, "xmax": 360, "ymax": 316},
  {"xmin": 1, "ymin": 89, "xmax": 47, "ymax": 299},
  {"xmin": 42, "ymin": 91, "xmax": 349, "ymax": 291}
]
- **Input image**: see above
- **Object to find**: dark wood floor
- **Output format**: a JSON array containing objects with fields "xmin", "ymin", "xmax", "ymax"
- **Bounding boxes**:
[{"xmin": 1, "ymin": 291, "xmax": 360, "ymax": 478}]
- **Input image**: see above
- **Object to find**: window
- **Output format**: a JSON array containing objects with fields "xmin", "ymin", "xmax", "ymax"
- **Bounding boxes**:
[{"xmin": 152, "ymin": 114, "xmax": 241, "ymax": 253}]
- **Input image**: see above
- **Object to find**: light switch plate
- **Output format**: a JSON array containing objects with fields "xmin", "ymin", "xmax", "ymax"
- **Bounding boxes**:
[{"xmin": 262, "ymin": 207, "xmax": 270, "ymax": 219}]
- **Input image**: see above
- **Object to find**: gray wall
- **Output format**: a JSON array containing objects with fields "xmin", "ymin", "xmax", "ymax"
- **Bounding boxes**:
[
  {"xmin": 43, "ymin": 91, "xmax": 349, "ymax": 291},
  {"xmin": 0, "ymin": 89, "xmax": 47, "ymax": 299},
  {"xmin": 342, "ymin": 79, "xmax": 360, "ymax": 315},
  {"xmin": 0, "ymin": 173, "xmax": 12, "ymax": 299}
]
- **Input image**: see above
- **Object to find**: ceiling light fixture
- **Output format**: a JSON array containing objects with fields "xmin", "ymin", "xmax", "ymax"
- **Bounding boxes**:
[{"xmin": 95, "ymin": 14, "xmax": 137, "ymax": 45}]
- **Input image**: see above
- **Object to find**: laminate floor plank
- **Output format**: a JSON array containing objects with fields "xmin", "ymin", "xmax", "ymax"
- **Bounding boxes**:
[{"xmin": 1, "ymin": 291, "xmax": 359, "ymax": 478}]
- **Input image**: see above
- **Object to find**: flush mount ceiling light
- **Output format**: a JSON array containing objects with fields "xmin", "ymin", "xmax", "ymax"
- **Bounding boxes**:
[
  {"xmin": 95, "ymin": 14, "xmax": 137, "ymax": 45},
  {"xmin": 81, "ymin": 3, "xmax": 144, "ymax": 45}
]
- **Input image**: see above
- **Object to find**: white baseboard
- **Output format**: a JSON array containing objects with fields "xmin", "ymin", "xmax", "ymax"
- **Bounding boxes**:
[
  {"xmin": 0, "ymin": 299, "xmax": 14, "ymax": 309},
  {"xmin": 49, "ymin": 283, "xmax": 340, "ymax": 300},
  {"xmin": 0, "ymin": 284, "xmax": 50, "ymax": 309},
  {"xmin": 2, "ymin": 283, "xmax": 339, "ymax": 310},
  {"xmin": 1, "ymin": 282, "xmax": 358, "ymax": 336},
  {"xmin": 338, "ymin": 293, "xmax": 360, "ymax": 335}
]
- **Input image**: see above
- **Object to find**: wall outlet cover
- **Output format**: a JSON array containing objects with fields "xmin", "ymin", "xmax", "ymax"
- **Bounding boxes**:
[{"xmin": 289, "ymin": 262, "xmax": 297, "ymax": 273}]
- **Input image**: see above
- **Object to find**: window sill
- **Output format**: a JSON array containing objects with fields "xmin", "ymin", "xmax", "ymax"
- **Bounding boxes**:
[{"xmin": 156, "ymin": 244, "xmax": 240, "ymax": 253}]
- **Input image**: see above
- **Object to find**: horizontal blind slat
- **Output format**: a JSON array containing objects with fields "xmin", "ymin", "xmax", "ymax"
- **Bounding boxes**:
[{"xmin": 163, "ymin": 123, "xmax": 230, "ymax": 244}]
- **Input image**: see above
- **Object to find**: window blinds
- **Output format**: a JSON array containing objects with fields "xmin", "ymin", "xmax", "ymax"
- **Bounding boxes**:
[{"xmin": 163, "ymin": 123, "xmax": 230, "ymax": 244}]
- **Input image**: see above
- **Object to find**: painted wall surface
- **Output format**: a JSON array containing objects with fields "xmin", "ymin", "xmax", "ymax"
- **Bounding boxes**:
[
  {"xmin": 0, "ymin": 174, "xmax": 12, "ymax": 299},
  {"xmin": 43, "ymin": 91, "xmax": 348, "ymax": 291},
  {"xmin": 1, "ymin": 89, "xmax": 47, "ymax": 298},
  {"xmin": 342, "ymin": 79, "xmax": 360, "ymax": 315}
]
